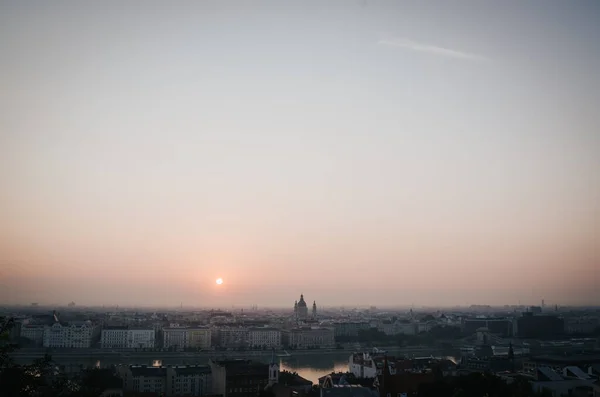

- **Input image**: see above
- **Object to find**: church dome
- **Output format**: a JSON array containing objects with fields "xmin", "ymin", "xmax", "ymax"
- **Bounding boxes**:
[{"xmin": 297, "ymin": 294, "xmax": 307, "ymax": 307}]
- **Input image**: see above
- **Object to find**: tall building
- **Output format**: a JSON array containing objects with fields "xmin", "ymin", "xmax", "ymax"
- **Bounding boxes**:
[{"xmin": 294, "ymin": 295, "xmax": 309, "ymax": 320}]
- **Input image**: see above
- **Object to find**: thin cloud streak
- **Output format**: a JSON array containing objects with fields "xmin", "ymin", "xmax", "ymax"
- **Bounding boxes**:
[{"xmin": 379, "ymin": 38, "xmax": 490, "ymax": 62}]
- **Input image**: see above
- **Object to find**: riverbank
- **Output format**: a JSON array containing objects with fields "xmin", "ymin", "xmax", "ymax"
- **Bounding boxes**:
[{"xmin": 11, "ymin": 346, "xmax": 440, "ymax": 359}]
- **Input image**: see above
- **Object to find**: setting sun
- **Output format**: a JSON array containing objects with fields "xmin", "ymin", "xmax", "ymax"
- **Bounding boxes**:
[{"xmin": 216, "ymin": 278, "xmax": 223, "ymax": 285}]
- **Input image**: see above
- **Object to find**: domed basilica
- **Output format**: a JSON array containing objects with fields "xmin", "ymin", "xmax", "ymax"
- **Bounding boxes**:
[{"xmin": 293, "ymin": 294, "xmax": 317, "ymax": 321}]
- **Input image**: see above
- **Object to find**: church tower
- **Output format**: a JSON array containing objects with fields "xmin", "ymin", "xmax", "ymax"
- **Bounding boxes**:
[
  {"xmin": 312, "ymin": 301, "xmax": 317, "ymax": 319},
  {"xmin": 268, "ymin": 349, "xmax": 279, "ymax": 385}
]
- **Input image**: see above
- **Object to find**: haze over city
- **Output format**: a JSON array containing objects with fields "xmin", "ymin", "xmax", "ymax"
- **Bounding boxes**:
[{"xmin": 1, "ymin": 1, "xmax": 599, "ymax": 307}]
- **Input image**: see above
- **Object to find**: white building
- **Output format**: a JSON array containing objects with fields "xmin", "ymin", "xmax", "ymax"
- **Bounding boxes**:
[
  {"xmin": 247, "ymin": 328, "xmax": 281, "ymax": 349},
  {"xmin": 127, "ymin": 329, "xmax": 156, "ymax": 349},
  {"xmin": 284, "ymin": 327, "xmax": 335, "ymax": 349},
  {"xmin": 101, "ymin": 327, "xmax": 155, "ymax": 349},
  {"xmin": 43, "ymin": 321, "xmax": 98, "ymax": 348},
  {"xmin": 163, "ymin": 327, "xmax": 211, "ymax": 350}
]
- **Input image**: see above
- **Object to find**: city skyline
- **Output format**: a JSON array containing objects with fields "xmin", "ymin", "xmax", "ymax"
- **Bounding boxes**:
[{"xmin": 1, "ymin": 1, "xmax": 599, "ymax": 307}]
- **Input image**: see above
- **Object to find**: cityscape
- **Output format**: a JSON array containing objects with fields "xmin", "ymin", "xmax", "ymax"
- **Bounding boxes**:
[
  {"xmin": 2, "ymin": 1, "xmax": 600, "ymax": 397},
  {"xmin": 2, "ymin": 297, "xmax": 600, "ymax": 396}
]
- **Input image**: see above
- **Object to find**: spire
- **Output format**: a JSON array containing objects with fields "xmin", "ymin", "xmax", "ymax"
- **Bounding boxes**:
[{"xmin": 270, "ymin": 347, "xmax": 276, "ymax": 365}]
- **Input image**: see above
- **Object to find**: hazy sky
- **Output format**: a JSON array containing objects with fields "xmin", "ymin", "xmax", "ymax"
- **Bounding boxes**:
[{"xmin": 1, "ymin": 1, "xmax": 599, "ymax": 308}]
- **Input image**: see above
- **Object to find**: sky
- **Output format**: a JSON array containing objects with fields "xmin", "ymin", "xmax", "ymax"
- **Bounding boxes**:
[{"xmin": 1, "ymin": 0, "xmax": 599, "ymax": 308}]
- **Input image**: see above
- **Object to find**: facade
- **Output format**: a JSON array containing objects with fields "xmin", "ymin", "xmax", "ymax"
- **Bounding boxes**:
[
  {"xmin": 163, "ymin": 326, "xmax": 211, "ymax": 350},
  {"xmin": 43, "ymin": 321, "xmax": 98, "ymax": 348},
  {"xmin": 128, "ymin": 328, "xmax": 156, "ymax": 349},
  {"xmin": 218, "ymin": 327, "xmax": 249, "ymax": 348},
  {"xmin": 101, "ymin": 326, "xmax": 128, "ymax": 348},
  {"xmin": 284, "ymin": 327, "xmax": 335, "ymax": 349},
  {"xmin": 333, "ymin": 322, "xmax": 371, "ymax": 338},
  {"xmin": 188, "ymin": 328, "xmax": 212, "ymax": 349},
  {"xmin": 294, "ymin": 295, "xmax": 309, "ymax": 320},
  {"xmin": 119, "ymin": 366, "xmax": 167, "ymax": 395},
  {"xmin": 101, "ymin": 327, "xmax": 155, "ymax": 349},
  {"xmin": 516, "ymin": 313, "xmax": 564, "ymax": 338},
  {"xmin": 248, "ymin": 328, "xmax": 281, "ymax": 349},
  {"xmin": 20, "ymin": 324, "xmax": 45, "ymax": 346},
  {"xmin": 118, "ymin": 364, "xmax": 212, "ymax": 396},
  {"xmin": 209, "ymin": 359, "xmax": 276, "ymax": 397}
]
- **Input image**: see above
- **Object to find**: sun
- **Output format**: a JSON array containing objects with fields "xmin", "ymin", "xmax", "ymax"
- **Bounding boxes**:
[{"xmin": 216, "ymin": 278, "xmax": 223, "ymax": 285}]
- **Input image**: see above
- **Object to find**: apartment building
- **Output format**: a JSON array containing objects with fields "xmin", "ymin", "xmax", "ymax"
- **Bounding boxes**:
[
  {"xmin": 163, "ymin": 326, "xmax": 211, "ymax": 350},
  {"xmin": 43, "ymin": 321, "xmax": 99, "ymax": 348},
  {"xmin": 283, "ymin": 327, "xmax": 335, "ymax": 349},
  {"xmin": 118, "ymin": 365, "xmax": 213, "ymax": 396},
  {"xmin": 101, "ymin": 327, "xmax": 156, "ymax": 349},
  {"xmin": 247, "ymin": 328, "xmax": 281, "ymax": 349}
]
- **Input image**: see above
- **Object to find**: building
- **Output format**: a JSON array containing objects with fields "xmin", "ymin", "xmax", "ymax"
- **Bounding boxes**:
[
  {"xmin": 101, "ymin": 326, "xmax": 128, "ymax": 348},
  {"xmin": 43, "ymin": 321, "xmax": 98, "ymax": 348},
  {"xmin": 294, "ymin": 295, "xmax": 309, "ymax": 321},
  {"xmin": 333, "ymin": 322, "xmax": 371, "ymax": 338},
  {"xmin": 516, "ymin": 313, "xmax": 564, "ymax": 339},
  {"xmin": 167, "ymin": 366, "xmax": 213, "ymax": 396},
  {"xmin": 119, "ymin": 366, "xmax": 166, "ymax": 395},
  {"xmin": 349, "ymin": 352, "xmax": 388, "ymax": 378},
  {"xmin": 209, "ymin": 358, "xmax": 277, "ymax": 397},
  {"xmin": 217, "ymin": 327, "xmax": 249, "ymax": 349},
  {"xmin": 462, "ymin": 317, "xmax": 513, "ymax": 337},
  {"xmin": 375, "ymin": 357, "xmax": 440, "ymax": 397},
  {"xmin": 247, "ymin": 327, "xmax": 281, "ymax": 349},
  {"xmin": 163, "ymin": 326, "xmax": 211, "ymax": 350},
  {"xmin": 20, "ymin": 324, "xmax": 45, "ymax": 346},
  {"xmin": 101, "ymin": 327, "xmax": 155, "ymax": 349},
  {"xmin": 271, "ymin": 370, "xmax": 313, "ymax": 397},
  {"xmin": 283, "ymin": 327, "xmax": 335, "ymax": 349},
  {"xmin": 188, "ymin": 328, "xmax": 212, "ymax": 349},
  {"xmin": 320, "ymin": 376, "xmax": 378, "ymax": 397},
  {"xmin": 118, "ymin": 364, "xmax": 213, "ymax": 396}
]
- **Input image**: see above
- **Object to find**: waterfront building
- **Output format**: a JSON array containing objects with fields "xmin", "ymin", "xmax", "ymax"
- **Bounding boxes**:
[
  {"xmin": 43, "ymin": 320, "xmax": 98, "ymax": 348},
  {"xmin": 283, "ymin": 327, "xmax": 335, "ymax": 349},
  {"xmin": 163, "ymin": 326, "xmax": 211, "ymax": 350},
  {"xmin": 101, "ymin": 326, "xmax": 128, "ymax": 348},
  {"xmin": 20, "ymin": 324, "xmax": 45, "ymax": 346},
  {"xmin": 218, "ymin": 327, "xmax": 249, "ymax": 348},
  {"xmin": 247, "ymin": 327, "xmax": 281, "ymax": 349},
  {"xmin": 333, "ymin": 322, "xmax": 371, "ymax": 338}
]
